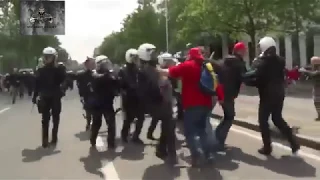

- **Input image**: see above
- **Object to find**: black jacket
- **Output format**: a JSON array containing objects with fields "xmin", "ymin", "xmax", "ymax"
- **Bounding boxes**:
[
  {"xmin": 251, "ymin": 53, "xmax": 286, "ymax": 101},
  {"xmin": 8, "ymin": 72, "xmax": 21, "ymax": 87},
  {"xmin": 118, "ymin": 63, "xmax": 140, "ymax": 104},
  {"xmin": 33, "ymin": 65, "xmax": 66, "ymax": 98},
  {"xmin": 220, "ymin": 55, "xmax": 247, "ymax": 100},
  {"xmin": 76, "ymin": 70, "xmax": 94, "ymax": 98},
  {"xmin": 137, "ymin": 64, "xmax": 162, "ymax": 105},
  {"xmin": 90, "ymin": 70, "xmax": 119, "ymax": 110}
]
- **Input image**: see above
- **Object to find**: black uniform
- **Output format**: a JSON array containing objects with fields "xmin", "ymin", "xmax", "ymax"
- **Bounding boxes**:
[
  {"xmin": 32, "ymin": 64, "xmax": 66, "ymax": 148},
  {"xmin": 246, "ymin": 49, "xmax": 300, "ymax": 155},
  {"xmin": 76, "ymin": 69, "xmax": 94, "ymax": 130},
  {"xmin": 89, "ymin": 69, "xmax": 119, "ymax": 148},
  {"xmin": 119, "ymin": 63, "xmax": 145, "ymax": 143}
]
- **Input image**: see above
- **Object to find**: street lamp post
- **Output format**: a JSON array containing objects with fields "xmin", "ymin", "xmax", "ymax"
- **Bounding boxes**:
[
  {"xmin": 0, "ymin": 55, "xmax": 3, "ymax": 73},
  {"xmin": 165, "ymin": 0, "xmax": 169, "ymax": 52}
]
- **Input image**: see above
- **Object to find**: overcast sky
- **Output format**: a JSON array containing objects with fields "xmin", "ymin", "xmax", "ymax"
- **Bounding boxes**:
[{"xmin": 57, "ymin": 0, "xmax": 138, "ymax": 63}]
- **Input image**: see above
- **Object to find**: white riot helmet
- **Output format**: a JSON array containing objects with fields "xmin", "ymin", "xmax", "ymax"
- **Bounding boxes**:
[
  {"xmin": 43, "ymin": 46, "xmax": 57, "ymax": 55},
  {"xmin": 125, "ymin": 48, "xmax": 138, "ymax": 63},
  {"xmin": 258, "ymin": 36, "xmax": 276, "ymax": 53},
  {"xmin": 95, "ymin": 55, "xmax": 112, "ymax": 71},
  {"xmin": 137, "ymin": 43, "xmax": 157, "ymax": 61},
  {"xmin": 158, "ymin": 52, "xmax": 173, "ymax": 66},
  {"xmin": 42, "ymin": 47, "xmax": 57, "ymax": 64},
  {"xmin": 95, "ymin": 55, "xmax": 108, "ymax": 64}
]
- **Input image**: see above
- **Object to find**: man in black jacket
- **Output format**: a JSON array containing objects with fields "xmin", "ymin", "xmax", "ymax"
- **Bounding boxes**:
[
  {"xmin": 248, "ymin": 36, "xmax": 300, "ymax": 155},
  {"xmin": 32, "ymin": 47, "xmax": 66, "ymax": 148},
  {"xmin": 215, "ymin": 42, "xmax": 247, "ymax": 150},
  {"xmin": 76, "ymin": 57, "xmax": 95, "ymax": 131}
]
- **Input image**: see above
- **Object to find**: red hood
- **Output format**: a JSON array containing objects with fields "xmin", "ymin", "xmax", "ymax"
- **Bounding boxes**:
[{"xmin": 187, "ymin": 48, "xmax": 204, "ymax": 62}]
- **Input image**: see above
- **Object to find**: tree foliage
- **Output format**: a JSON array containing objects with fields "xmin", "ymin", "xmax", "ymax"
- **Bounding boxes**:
[
  {"xmin": 0, "ymin": 0, "xmax": 67, "ymax": 73},
  {"xmin": 98, "ymin": 0, "xmax": 320, "ymax": 63}
]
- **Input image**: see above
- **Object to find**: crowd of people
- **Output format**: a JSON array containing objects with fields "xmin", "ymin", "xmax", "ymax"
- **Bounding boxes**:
[
  {"xmin": 0, "ymin": 63, "xmax": 75, "ymax": 104},
  {"xmin": 27, "ymin": 35, "xmax": 308, "ymax": 169}
]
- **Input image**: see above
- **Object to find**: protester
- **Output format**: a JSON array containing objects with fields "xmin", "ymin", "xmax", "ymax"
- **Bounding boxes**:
[
  {"xmin": 158, "ymin": 47, "xmax": 224, "ymax": 167},
  {"xmin": 215, "ymin": 42, "xmax": 247, "ymax": 150},
  {"xmin": 299, "ymin": 56, "xmax": 320, "ymax": 121}
]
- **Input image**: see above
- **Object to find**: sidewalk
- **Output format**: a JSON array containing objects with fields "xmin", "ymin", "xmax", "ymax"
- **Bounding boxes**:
[
  {"xmin": 241, "ymin": 81, "xmax": 313, "ymax": 99},
  {"xmin": 212, "ymin": 95, "xmax": 320, "ymax": 150}
]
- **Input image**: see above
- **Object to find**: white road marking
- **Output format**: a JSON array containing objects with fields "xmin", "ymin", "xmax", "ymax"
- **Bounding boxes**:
[
  {"xmin": 101, "ymin": 161, "xmax": 121, "ymax": 180},
  {"xmin": 230, "ymin": 126, "xmax": 320, "ymax": 162},
  {"xmin": 96, "ymin": 136, "xmax": 121, "ymax": 180},
  {"xmin": 0, "ymin": 107, "xmax": 10, "ymax": 114}
]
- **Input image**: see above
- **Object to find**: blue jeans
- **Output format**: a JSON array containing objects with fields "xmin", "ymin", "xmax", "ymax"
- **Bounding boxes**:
[
  {"xmin": 215, "ymin": 100, "xmax": 235, "ymax": 146},
  {"xmin": 206, "ymin": 115, "xmax": 219, "ymax": 152},
  {"xmin": 184, "ymin": 106, "xmax": 211, "ymax": 157}
]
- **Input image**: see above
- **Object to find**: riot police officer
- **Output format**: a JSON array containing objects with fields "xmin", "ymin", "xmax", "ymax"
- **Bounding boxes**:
[
  {"xmin": 137, "ymin": 43, "xmax": 178, "ymax": 162},
  {"xmin": 32, "ymin": 47, "xmax": 66, "ymax": 148},
  {"xmin": 245, "ymin": 36, "xmax": 300, "ymax": 155},
  {"xmin": 119, "ymin": 48, "xmax": 145, "ymax": 143},
  {"xmin": 76, "ymin": 57, "xmax": 95, "ymax": 131},
  {"xmin": 90, "ymin": 55, "xmax": 118, "ymax": 149},
  {"xmin": 154, "ymin": 52, "xmax": 178, "ymax": 164}
]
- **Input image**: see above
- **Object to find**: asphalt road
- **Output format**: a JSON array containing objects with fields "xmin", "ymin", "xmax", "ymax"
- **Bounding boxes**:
[{"xmin": 0, "ymin": 90, "xmax": 319, "ymax": 179}]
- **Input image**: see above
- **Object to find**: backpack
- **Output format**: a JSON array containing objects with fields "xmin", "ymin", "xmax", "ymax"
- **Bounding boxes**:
[{"xmin": 199, "ymin": 60, "xmax": 219, "ymax": 95}]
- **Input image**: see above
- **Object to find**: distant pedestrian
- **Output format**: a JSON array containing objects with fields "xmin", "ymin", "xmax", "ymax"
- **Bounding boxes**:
[{"xmin": 299, "ymin": 56, "xmax": 320, "ymax": 121}]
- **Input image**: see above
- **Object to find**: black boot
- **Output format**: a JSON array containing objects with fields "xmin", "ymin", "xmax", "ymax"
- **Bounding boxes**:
[
  {"xmin": 85, "ymin": 124, "xmax": 91, "ymax": 131},
  {"xmin": 108, "ymin": 139, "xmax": 116, "ymax": 149},
  {"xmin": 51, "ymin": 117, "xmax": 60, "ymax": 145},
  {"xmin": 42, "ymin": 127, "xmax": 49, "ymax": 148},
  {"xmin": 258, "ymin": 146, "xmax": 272, "ymax": 155},
  {"xmin": 51, "ymin": 129, "xmax": 58, "ymax": 145}
]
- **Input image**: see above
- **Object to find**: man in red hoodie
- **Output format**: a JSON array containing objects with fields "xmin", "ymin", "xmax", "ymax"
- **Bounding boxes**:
[{"xmin": 158, "ymin": 47, "xmax": 224, "ymax": 166}]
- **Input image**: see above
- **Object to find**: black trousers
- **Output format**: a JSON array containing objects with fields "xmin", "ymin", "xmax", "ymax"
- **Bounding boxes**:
[
  {"xmin": 258, "ymin": 97, "xmax": 298, "ymax": 148},
  {"xmin": 176, "ymin": 93, "xmax": 183, "ymax": 120},
  {"xmin": 41, "ymin": 97, "xmax": 62, "ymax": 142},
  {"xmin": 90, "ymin": 107, "xmax": 116, "ymax": 146},
  {"xmin": 121, "ymin": 104, "xmax": 145, "ymax": 139},
  {"xmin": 151, "ymin": 104, "xmax": 176, "ymax": 157},
  {"xmin": 215, "ymin": 99, "xmax": 235, "ymax": 145},
  {"xmin": 147, "ymin": 117, "xmax": 159, "ymax": 136},
  {"xmin": 156, "ymin": 117, "xmax": 176, "ymax": 157},
  {"xmin": 85, "ymin": 109, "xmax": 92, "ymax": 125},
  {"xmin": 83, "ymin": 98, "xmax": 93, "ymax": 126}
]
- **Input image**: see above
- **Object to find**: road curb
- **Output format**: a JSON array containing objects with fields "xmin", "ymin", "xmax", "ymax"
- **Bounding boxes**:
[{"xmin": 211, "ymin": 113, "xmax": 320, "ymax": 150}]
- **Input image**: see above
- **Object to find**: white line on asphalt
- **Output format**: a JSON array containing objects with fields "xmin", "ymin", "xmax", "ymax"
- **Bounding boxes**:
[
  {"xmin": 230, "ymin": 126, "xmax": 320, "ymax": 162},
  {"xmin": 0, "ymin": 107, "xmax": 10, "ymax": 114},
  {"xmin": 101, "ymin": 161, "xmax": 121, "ymax": 180},
  {"xmin": 96, "ymin": 136, "xmax": 121, "ymax": 180}
]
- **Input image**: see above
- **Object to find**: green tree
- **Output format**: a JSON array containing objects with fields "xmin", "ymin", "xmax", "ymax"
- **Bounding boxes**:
[
  {"xmin": 98, "ymin": 0, "xmax": 166, "ymax": 63},
  {"xmin": 178, "ymin": 0, "xmax": 282, "ymax": 58}
]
